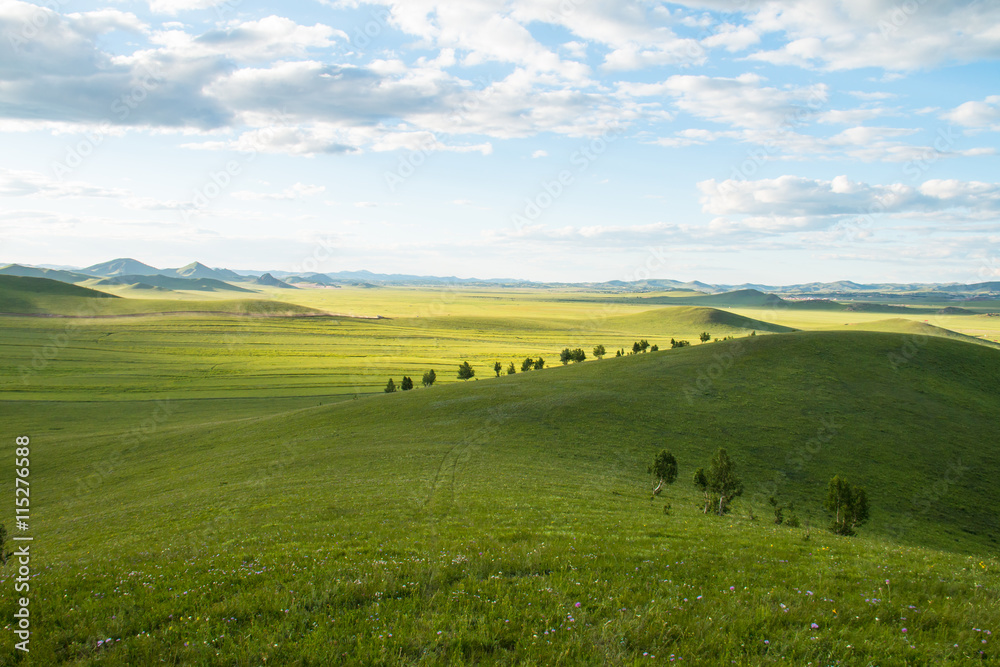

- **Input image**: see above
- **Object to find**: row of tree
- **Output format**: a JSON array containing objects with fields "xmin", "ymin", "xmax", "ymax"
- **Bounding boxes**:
[
  {"xmin": 387, "ymin": 335, "xmax": 738, "ymax": 392},
  {"xmin": 648, "ymin": 448, "xmax": 870, "ymax": 535}
]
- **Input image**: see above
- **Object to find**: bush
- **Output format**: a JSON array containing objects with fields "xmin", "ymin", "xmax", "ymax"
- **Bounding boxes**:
[{"xmin": 384, "ymin": 378, "xmax": 396, "ymax": 393}]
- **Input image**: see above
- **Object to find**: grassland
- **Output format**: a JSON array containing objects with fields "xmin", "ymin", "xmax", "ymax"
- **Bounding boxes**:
[{"xmin": 1, "ymin": 282, "xmax": 998, "ymax": 664}]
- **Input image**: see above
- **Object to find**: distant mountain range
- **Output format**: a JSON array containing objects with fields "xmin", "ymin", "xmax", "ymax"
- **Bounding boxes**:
[{"xmin": 1, "ymin": 258, "xmax": 999, "ymax": 297}]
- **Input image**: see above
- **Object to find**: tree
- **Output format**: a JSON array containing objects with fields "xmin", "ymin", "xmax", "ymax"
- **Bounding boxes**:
[
  {"xmin": 560, "ymin": 348, "xmax": 572, "ymax": 365},
  {"xmin": 593, "ymin": 344, "xmax": 606, "ymax": 359},
  {"xmin": 693, "ymin": 468, "xmax": 712, "ymax": 514},
  {"xmin": 639, "ymin": 339, "xmax": 650, "ymax": 353},
  {"xmin": 570, "ymin": 348, "xmax": 586, "ymax": 362},
  {"xmin": 457, "ymin": 361, "xmax": 475, "ymax": 380},
  {"xmin": 533, "ymin": 357, "xmax": 545, "ymax": 370},
  {"xmin": 705, "ymin": 448, "xmax": 743, "ymax": 515},
  {"xmin": 700, "ymin": 331, "xmax": 711, "ymax": 343},
  {"xmin": 768, "ymin": 496, "xmax": 784, "ymax": 525},
  {"xmin": 422, "ymin": 369, "xmax": 436, "ymax": 387},
  {"xmin": 494, "ymin": 361, "xmax": 503, "ymax": 377},
  {"xmin": 0, "ymin": 523, "xmax": 11, "ymax": 565},
  {"xmin": 825, "ymin": 476, "xmax": 870, "ymax": 536},
  {"xmin": 671, "ymin": 338, "xmax": 690, "ymax": 348},
  {"xmin": 632, "ymin": 341, "xmax": 642, "ymax": 354},
  {"xmin": 615, "ymin": 349, "xmax": 622, "ymax": 357},
  {"xmin": 650, "ymin": 344, "xmax": 659, "ymax": 352},
  {"xmin": 750, "ymin": 330, "xmax": 756, "ymax": 336},
  {"xmin": 384, "ymin": 378, "xmax": 396, "ymax": 393},
  {"xmin": 507, "ymin": 362, "xmax": 516, "ymax": 375},
  {"xmin": 521, "ymin": 357, "xmax": 534, "ymax": 372},
  {"xmin": 649, "ymin": 450, "xmax": 678, "ymax": 499},
  {"xmin": 401, "ymin": 376, "xmax": 413, "ymax": 390}
]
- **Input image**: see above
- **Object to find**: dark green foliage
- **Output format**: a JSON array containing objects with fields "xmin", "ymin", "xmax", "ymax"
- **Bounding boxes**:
[
  {"xmin": 639, "ymin": 339, "xmax": 650, "ymax": 352},
  {"xmin": 0, "ymin": 523, "xmax": 11, "ymax": 565},
  {"xmin": 521, "ymin": 357, "xmax": 534, "ymax": 372},
  {"xmin": 494, "ymin": 361, "xmax": 502, "ymax": 377},
  {"xmin": 593, "ymin": 344, "xmax": 606, "ymax": 359},
  {"xmin": 649, "ymin": 344, "xmax": 659, "ymax": 352},
  {"xmin": 825, "ymin": 476, "xmax": 870, "ymax": 536},
  {"xmin": 400, "ymin": 376, "xmax": 413, "ymax": 391},
  {"xmin": 671, "ymin": 338, "xmax": 691, "ymax": 348},
  {"xmin": 700, "ymin": 331, "xmax": 711, "ymax": 343},
  {"xmin": 384, "ymin": 378, "xmax": 396, "ymax": 393},
  {"xmin": 693, "ymin": 467, "xmax": 711, "ymax": 513},
  {"xmin": 570, "ymin": 348, "xmax": 586, "ymax": 363},
  {"xmin": 533, "ymin": 357, "xmax": 545, "ymax": 370},
  {"xmin": 560, "ymin": 348, "xmax": 572, "ymax": 365},
  {"xmin": 457, "ymin": 361, "xmax": 475, "ymax": 380},
  {"xmin": 694, "ymin": 448, "xmax": 744, "ymax": 515},
  {"xmin": 750, "ymin": 330, "xmax": 757, "ymax": 336},
  {"xmin": 421, "ymin": 369, "xmax": 436, "ymax": 387},
  {"xmin": 769, "ymin": 496, "xmax": 784, "ymax": 525},
  {"xmin": 507, "ymin": 362, "xmax": 516, "ymax": 375},
  {"xmin": 632, "ymin": 341, "xmax": 641, "ymax": 354},
  {"xmin": 615, "ymin": 349, "xmax": 622, "ymax": 357},
  {"xmin": 649, "ymin": 450, "xmax": 678, "ymax": 495}
]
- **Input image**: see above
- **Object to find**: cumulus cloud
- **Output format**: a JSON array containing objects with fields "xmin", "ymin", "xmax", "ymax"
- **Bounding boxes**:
[
  {"xmin": 698, "ymin": 175, "xmax": 1000, "ymax": 232},
  {"xmin": 742, "ymin": 0, "xmax": 1000, "ymax": 71},
  {"xmin": 942, "ymin": 96, "xmax": 1000, "ymax": 130}
]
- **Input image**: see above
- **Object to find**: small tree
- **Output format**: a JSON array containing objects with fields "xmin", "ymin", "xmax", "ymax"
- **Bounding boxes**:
[
  {"xmin": 649, "ymin": 450, "xmax": 678, "ymax": 498},
  {"xmin": 750, "ymin": 330, "xmax": 756, "ymax": 336},
  {"xmin": 0, "ymin": 523, "xmax": 11, "ymax": 565},
  {"xmin": 401, "ymin": 376, "xmax": 413, "ymax": 390},
  {"xmin": 422, "ymin": 369, "xmax": 436, "ymax": 387},
  {"xmin": 825, "ymin": 476, "xmax": 870, "ymax": 536},
  {"xmin": 384, "ymin": 378, "xmax": 396, "ymax": 393},
  {"xmin": 593, "ymin": 344, "xmax": 606, "ymax": 359},
  {"xmin": 507, "ymin": 361, "xmax": 516, "ymax": 375},
  {"xmin": 632, "ymin": 341, "xmax": 641, "ymax": 354},
  {"xmin": 693, "ymin": 468, "xmax": 712, "ymax": 513},
  {"xmin": 769, "ymin": 496, "xmax": 784, "ymax": 525},
  {"xmin": 560, "ymin": 348, "xmax": 572, "ymax": 365},
  {"xmin": 706, "ymin": 448, "xmax": 743, "ymax": 515},
  {"xmin": 700, "ymin": 331, "xmax": 711, "ymax": 343},
  {"xmin": 570, "ymin": 348, "xmax": 586, "ymax": 362},
  {"xmin": 457, "ymin": 361, "xmax": 475, "ymax": 380},
  {"xmin": 521, "ymin": 357, "xmax": 534, "ymax": 372},
  {"xmin": 533, "ymin": 357, "xmax": 545, "ymax": 370},
  {"xmin": 615, "ymin": 349, "xmax": 622, "ymax": 357},
  {"xmin": 650, "ymin": 344, "xmax": 659, "ymax": 352},
  {"xmin": 493, "ymin": 361, "xmax": 502, "ymax": 377},
  {"xmin": 639, "ymin": 339, "xmax": 650, "ymax": 352},
  {"xmin": 671, "ymin": 338, "xmax": 690, "ymax": 348}
]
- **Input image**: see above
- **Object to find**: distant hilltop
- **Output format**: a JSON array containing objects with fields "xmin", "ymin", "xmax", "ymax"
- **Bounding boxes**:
[{"xmin": 2, "ymin": 258, "xmax": 999, "ymax": 296}]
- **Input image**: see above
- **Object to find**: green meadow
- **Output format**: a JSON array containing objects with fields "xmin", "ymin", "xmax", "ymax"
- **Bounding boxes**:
[{"xmin": 1, "ymin": 280, "xmax": 998, "ymax": 664}]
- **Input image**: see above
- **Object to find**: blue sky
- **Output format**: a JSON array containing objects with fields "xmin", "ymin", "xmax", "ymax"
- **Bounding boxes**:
[{"xmin": 1, "ymin": 0, "xmax": 998, "ymax": 283}]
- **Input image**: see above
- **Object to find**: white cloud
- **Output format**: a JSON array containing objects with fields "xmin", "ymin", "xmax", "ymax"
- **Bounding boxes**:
[
  {"xmin": 147, "ymin": 0, "xmax": 227, "ymax": 14},
  {"xmin": 942, "ymin": 96, "xmax": 1000, "ymax": 130},
  {"xmin": 531, "ymin": 149, "xmax": 548, "ymax": 158},
  {"xmin": 622, "ymin": 73, "xmax": 827, "ymax": 130},
  {"xmin": 152, "ymin": 16, "xmax": 345, "ymax": 61},
  {"xmin": 0, "ymin": 169, "xmax": 128, "ymax": 199},
  {"xmin": 700, "ymin": 23, "xmax": 760, "ymax": 52},
  {"xmin": 231, "ymin": 183, "xmax": 327, "ymax": 201},
  {"xmin": 744, "ymin": 0, "xmax": 1000, "ymax": 71},
  {"xmin": 698, "ymin": 175, "xmax": 1000, "ymax": 232}
]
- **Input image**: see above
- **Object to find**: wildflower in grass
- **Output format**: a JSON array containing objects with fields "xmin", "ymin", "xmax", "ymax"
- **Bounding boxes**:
[
  {"xmin": 575, "ymin": 602, "xmax": 581, "ymax": 608},
  {"xmin": 811, "ymin": 623, "xmax": 819, "ymax": 629}
]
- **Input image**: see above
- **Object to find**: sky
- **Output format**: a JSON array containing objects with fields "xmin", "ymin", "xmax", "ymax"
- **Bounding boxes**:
[{"xmin": 0, "ymin": 0, "xmax": 998, "ymax": 284}]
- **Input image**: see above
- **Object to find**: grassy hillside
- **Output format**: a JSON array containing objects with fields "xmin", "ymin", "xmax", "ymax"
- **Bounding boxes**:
[
  {"xmin": 2, "ymin": 330, "xmax": 997, "ymax": 664},
  {"xmin": 843, "ymin": 318, "xmax": 1000, "ymax": 349},
  {"xmin": 0, "ymin": 274, "xmax": 118, "ymax": 313},
  {"xmin": 640, "ymin": 288, "xmax": 787, "ymax": 308},
  {"xmin": 606, "ymin": 305, "xmax": 797, "ymax": 335}
]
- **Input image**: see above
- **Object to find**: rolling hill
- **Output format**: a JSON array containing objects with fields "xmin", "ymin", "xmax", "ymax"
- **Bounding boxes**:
[
  {"xmin": 95, "ymin": 274, "xmax": 254, "ymax": 293},
  {"xmin": 164, "ymin": 261, "xmax": 229, "ymax": 280},
  {"xmin": 0, "ymin": 263, "xmax": 92, "ymax": 283},
  {"xmin": 842, "ymin": 317, "xmax": 1000, "ymax": 349},
  {"xmin": 253, "ymin": 272, "xmax": 297, "ymax": 289},
  {"xmin": 606, "ymin": 305, "xmax": 797, "ymax": 335},
  {"xmin": 0, "ymin": 274, "xmax": 118, "ymax": 313},
  {"xmin": 640, "ymin": 288, "xmax": 788, "ymax": 308},
  {"xmin": 81, "ymin": 257, "xmax": 161, "ymax": 276}
]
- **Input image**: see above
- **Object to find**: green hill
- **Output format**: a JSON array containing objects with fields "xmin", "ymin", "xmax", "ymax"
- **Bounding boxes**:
[
  {"xmin": 0, "ymin": 274, "xmax": 118, "ymax": 312},
  {"xmin": 0, "ymin": 275, "xmax": 324, "ymax": 316},
  {"xmin": 641, "ymin": 288, "xmax": 787, "ymax": 308},
  {"xmin": 5, "ymin": 330, "xmax": 999, "ymax": 664},
  {"xmin": 95, "ymin": 274, "xmax": 254, "ymax": 293},
  {"xmin": 607, "ymin": 305, "xmax": 797, "ymax": 334},
  {"xmin": 842, "ymin": 318, "xmax": 1000, "ymax": 349}
]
